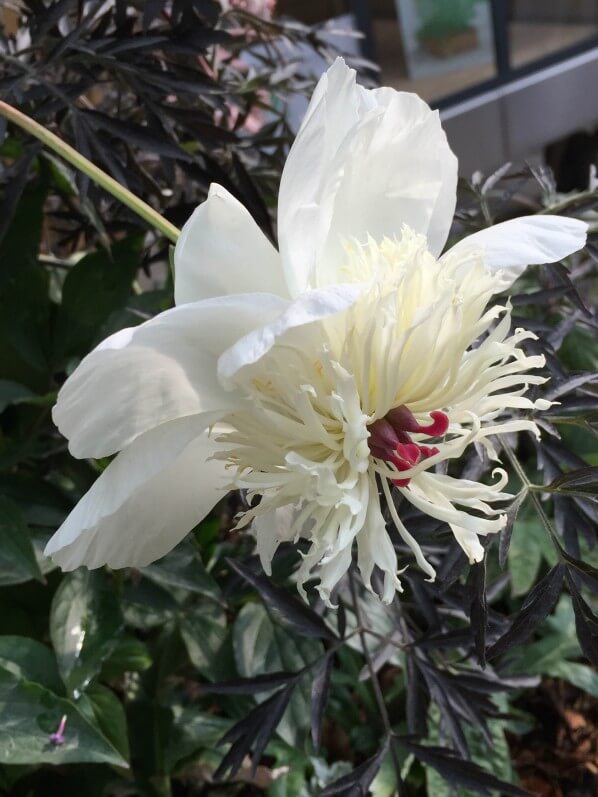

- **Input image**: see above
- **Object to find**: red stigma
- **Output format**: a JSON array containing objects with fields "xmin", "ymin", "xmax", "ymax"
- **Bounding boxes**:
[{"xmin": 368, "ymin": 405, "xmax": 448, "ymax": 488}]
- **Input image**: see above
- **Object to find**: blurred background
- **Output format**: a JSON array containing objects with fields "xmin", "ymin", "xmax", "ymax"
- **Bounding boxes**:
[
  {"xmin": 280, "ymin": 0, "xmax": 598, "ymax": 183},
  {"xmin": 4, "ymin": 0, "xmax": 598, "ymax": 182}
]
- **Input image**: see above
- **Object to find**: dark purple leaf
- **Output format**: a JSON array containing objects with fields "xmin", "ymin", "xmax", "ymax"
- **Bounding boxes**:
[
  {"xmin": 202, "ymin": 671, "xmax": 297, "ymax": 695},
  {"xmin": 396, "ymin": 739, "xmax": 532, "ymax": 796},
  {"xmin": 214, "ymin": 684, "xmax": 295, "ymax": 779},
  {"xmin": 546, "ymin": 466, "xmax": 598, "ymax": 496},
  {"xmin": 487, "ymin": 565, "xmax": 564, "ymax": 660},
  {"xmin": 567, "ymin": 574, "xmax": 598, "ymax": 667},
  {"xmin": 499, "ymin": 491, "xmax": 527, "ymax": 569},
  {"xmin": 228, "ymin": 560, "xmax": 337, "ymax": 641},
  {"xmin": 544, "ymin": 372, "xmax": 598, "ymax": 401},
  {"xmin": 311, "ymin": 652, "xmax": 333, "ymax": 750},
  {"xmin": 320, "ymin": 740, "xmax": 389, "ymax": 797},
  {"xmin": 467, "ymin": 560, "xmax": 487, "ymax": 667}
]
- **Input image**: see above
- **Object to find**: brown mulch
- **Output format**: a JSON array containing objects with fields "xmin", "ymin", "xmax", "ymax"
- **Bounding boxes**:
[{"xmin": 507, "ymin": 678, "xmax": 598, "ymax": 797}]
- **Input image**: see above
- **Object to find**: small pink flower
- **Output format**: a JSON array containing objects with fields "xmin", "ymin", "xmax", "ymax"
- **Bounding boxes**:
[
  {"xmin": 219, "ymin": 0, "xmax": 276, "ymax": 20},
  {"xmin": 49, "ymin": 714, "xmax": 67, "ymax": 746}
]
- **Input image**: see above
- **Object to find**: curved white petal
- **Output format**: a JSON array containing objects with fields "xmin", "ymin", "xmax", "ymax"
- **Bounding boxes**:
[
  {"xmin": 277, "ymin": 58, "xmax": 457, "ymax": 294},
  {"xmin": 357, "ymin": 480, "xmax": 404, "ymax": 604},
  {"xmin": 54, "ymin": 293, "xmax": 288, "ymax": 459},
  {"xmin": 44, "ymin": 417, "xmax": 228, "ymax": 570},
  {"xmin": 174, "ymin": 184, "xmax": 289, "ymax": 305},
  {"xmin": 253, "ymin": 504, "xmax": 295, "ymax": 575},
  {"xmin": 217, "ymin": 283, "xmax": 363, "ymax": 382},
  {"xmin": 445, "ymin": 215, "xmax": 587, "ymax": 285}
]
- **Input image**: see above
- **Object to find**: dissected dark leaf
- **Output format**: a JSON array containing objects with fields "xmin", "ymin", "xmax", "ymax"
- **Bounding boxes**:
[
  {"xmin": 567, "ymin": 573, "xmax": 598, "ymax": 667},
  {"xmin": 214, "ymin": 683, "xmax": 296, "ymax": 779},
  {"xmin": 311, "ymin": 651, "xmax": 333, "ymax": 750},
  {"xmin": 203, "ymin": 671, "xmax": 297, "ymax": 695},
  {"xmin": 406, "ymin": 654, "xmax": 428, "ymax": 737},
  {"xmin": 560, "ymin": 547, "xmax": 598, "ymax": 592},
  {"xmin": 499, "ymin": 490, "xmax": 527, "ymax": 569},
  {"xmin": 467, "ymin": 560, "xmax": 487, "ymax": 667},
  {"xmin": 228, "ymin": 559, "xmax": 336, "ymax": 641},
  {"xmin": 396, "ymin": 739, "xmax": 532, "ymax": 796},
  {"xmin": 546, "ymin": 262, "xmax": 592, "ymax": 316},
  {"xmin": 320, "ymin": 739, "xmax": 389, "ymax": 796},
  {"xmin": 544, "ymin": 371, "xmax": 598, "ymax": 401},
  {"xmin": 546, "ymin": 466, "xmax": 598, "ymax": 496},
  {"xmin": 142, "ymin": 0, "xmax": 167, "ymax": 30},
  {"xmin": 83, "ymin": 111, "xmax": 194, "ymax": 161},
  {"xmin": 487, "ymin": 565, "xmax": 564, "ymax": 660},
  {"xmin": 0, "ymin": 144, "xmax": 41, "ymax": 247}
]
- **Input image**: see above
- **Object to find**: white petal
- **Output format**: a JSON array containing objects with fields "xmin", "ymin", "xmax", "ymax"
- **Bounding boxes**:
[
  {"xmin": 445, "ymin": 215, "xmax": 587, "ymax": 285},
  {"xmin": 217, "ymin": 283, "xmax": 363, "ymax": 382},
  {"xmin": 277, "ymin": 58, "xmax": 363, "ymax": 295},
  {"xmin": 174, "ymin": 184, "xmax": 289, "ymax": 304},
  {"xmin": 44, "ymin": 417, "xmax": 228, "ymax": 570},
  {"xmin": 54, "ymin": 293, "xmax": 288, "ymax": 459},
  {"xmin": 357, "ymin": 484, "xmax": 404, "ymax": 604},
  {"xmin": 277, "ymin": 58, "xmax": 457, "ymax": 293},
  {"xmin": 253, "ymin": 505, "xmax": 295, "ymax": 575}
]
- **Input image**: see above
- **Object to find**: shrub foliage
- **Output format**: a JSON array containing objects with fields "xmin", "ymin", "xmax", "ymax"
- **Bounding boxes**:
[{"xmin": 0, "ymin": 4, "xmax": 597, "ymax": 797}]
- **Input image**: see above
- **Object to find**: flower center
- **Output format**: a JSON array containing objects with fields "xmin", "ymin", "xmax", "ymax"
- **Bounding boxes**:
[{"xmin": 367, "ymin": 405, "xmax": 449, "ymax": 487}]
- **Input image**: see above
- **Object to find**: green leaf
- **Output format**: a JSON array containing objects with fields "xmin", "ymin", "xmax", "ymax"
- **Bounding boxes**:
[
  {"xmin": 50, "ymin": 570, "xmax": 124, "ymax": 697},
  {"xmin": 55, "ymin": 236, "xmax": 142, "ymax": 357},
  {"xmin": 85, "ymin": 684, "xmax": 130, "ymax": 761},
  {"xmin": 0, "ymin": 665, "xmax": 127, "ymax": 766},
  {"xmin": 508, "ymin": 517, "xmax": 556, "ymax": 597},
  {"xmin": 233, "ymin": 603, "xmax": 322, "ymax": 746},
  {"xmin": 122, "ymin": 576, "xmax": 179, "ymax": 631},
  {"xmin": 545, "ymin": 661, "xmax": 598, "ymax": 698},
  {"xmin": 164, "ymin": 707, "xmax": 231, "ymax": 773},
  {"xmin": 507, "ymin": 597, "xmax": 598, "ymax": 698},
  {"xmin": 0, "ymin": 498, "xmax": 44, "ymax": 586},
  {"xmin": 266, "ymin": 741, "xmax": 312, "ymax": 797},
  {"xmin": 0, "ymin": 180, "xmax": 45, "ymax": 280},
  {"xmin": 179, "ymin": 599, "xmax": 227, "ymax": 678},
  {"xmin": 0, "ymin": 380, "xmax": 34, "ymax": 413},
  {"xmin": 142, "ymin": 538, "xmax": 221, "ymax": 600},
  {"xmin": 99, "ymin": 636, "xmax": 152, "ymax": 680},
  {"xmin": 426, "ymin": 709, "xmax": 514, "ymax": 797},
  {"xmin": 0, "ymin": 262, "xmax": 52, "ymax": 382},
  {"xmin": 0, "ymin": 636, "xmax": 62, "ymax": 694},
  {"xmin": 0, "ymin": 474, "xmax": 70, "ymax": 528}
]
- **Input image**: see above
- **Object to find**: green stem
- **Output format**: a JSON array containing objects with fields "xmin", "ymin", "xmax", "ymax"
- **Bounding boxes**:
[
  {"xmin": 502, "ymin": 442, "xmax": 563, "ymax": 557},
  {"xmin": 0, "ymin": 101, "xmax": 180, "ymax": 244},
  {"xmin": 348, "ymin": 571, "xmax": 406, "ymax": 797},
  {"xmin": 539, "ymin": 188, "xmax": 598, "ymax": 215}
]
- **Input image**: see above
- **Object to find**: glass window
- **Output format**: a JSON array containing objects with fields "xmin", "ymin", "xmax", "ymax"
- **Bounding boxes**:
[
  {"xmin": 278, "ymin": 1, "xmax": 497, "ymax": 103},
  {"xmin": 374, "ymin": 1, "xmax": 496, "ymax": 102},
  {"xmin": 508, "ymin": 1, "xmax": 598, "ymax": 68}
]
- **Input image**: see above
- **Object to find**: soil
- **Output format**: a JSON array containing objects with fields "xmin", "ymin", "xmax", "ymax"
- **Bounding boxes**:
[{"xmin": 508, "ymin": 678, "xmax": 598, "ymax": 797}]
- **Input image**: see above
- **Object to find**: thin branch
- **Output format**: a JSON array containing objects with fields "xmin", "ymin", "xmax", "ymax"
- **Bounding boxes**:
[
  {"xmin": 348, "ymin": 570, "xmax": 408, "ymax": 797},
  {"xmin": 0, "ymin": 101, "xmax": 181, "ymax": 243},
  {"xmin": 502, "ymin": 442, "xmax": 563, "ymax": 557}
]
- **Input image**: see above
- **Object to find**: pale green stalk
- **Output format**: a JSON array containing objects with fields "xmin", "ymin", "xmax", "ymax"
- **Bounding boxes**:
[{"xmin": 0, "ymin": 101, "xmax": 180, "ymax": 243}]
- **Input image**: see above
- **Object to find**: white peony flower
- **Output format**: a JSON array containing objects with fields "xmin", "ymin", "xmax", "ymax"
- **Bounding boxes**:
[{"xmin": 45, "ymin": 59, "xmax": 586, "ymax": 604}]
